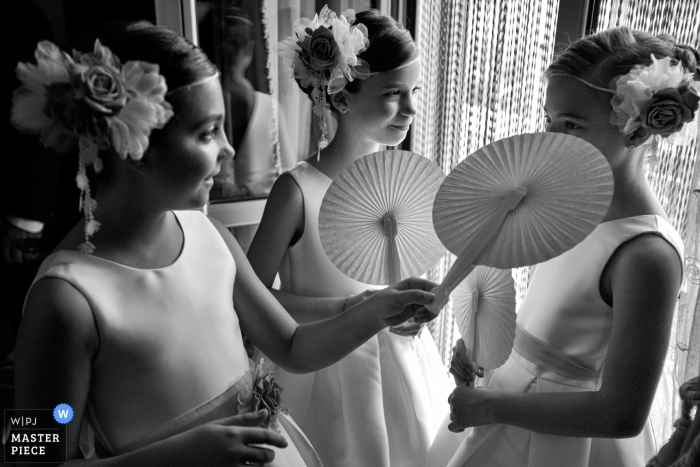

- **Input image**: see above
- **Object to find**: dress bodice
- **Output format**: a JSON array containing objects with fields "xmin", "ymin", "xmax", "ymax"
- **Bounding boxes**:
[
  {"xmin": 30, "ymin": 210, "xmax": 250, "ymax": 454},
  {"xmin": 279, "ymin": 161, "xmax": 375, "ymax": 297},
  {"xmin": 268, "ymin": 160, "xmax": 451, "ymax": 467},
  {"xmin": 517, "ymin": 214, "xmax": 683, "ymax": 373},
  {"xmin": 435, "ymin": 214, "xmax": 684, "ymax": 467}
]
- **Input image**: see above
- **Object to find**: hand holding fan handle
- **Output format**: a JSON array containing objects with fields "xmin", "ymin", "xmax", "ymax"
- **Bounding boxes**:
[
  {"xmin": 426, "ymin": 187, "xmax": 527, "ymax": 315},
  {"xmin": 385, "ymin": 214, "xmax": 415, "ymax": 335}
]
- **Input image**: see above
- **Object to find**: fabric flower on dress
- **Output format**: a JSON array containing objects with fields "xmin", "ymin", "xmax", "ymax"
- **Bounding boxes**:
[
  {"xmin": 237, "ymin": 359, "xmax": 287, "ymax": 433},
  {"xmin": 10, "ymin": 40, "xmax": 174, "ymax": 253},
  {"xmin": 609, "ymin": 55, "xmax": 700, "ymax": 145},
  {"xmin": 275, "ymin": 5, "xmax": 370, "ymax": 156}
]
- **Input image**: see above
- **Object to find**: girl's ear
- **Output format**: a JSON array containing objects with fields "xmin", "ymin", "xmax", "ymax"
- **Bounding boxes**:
[
  {"xmin": 328, "ymin": 89, "xmax": 349, "ymax": 113},
  {"xmin": 121, "ymin": 153, "xmax": 148, "ymax": 175},
  {"xmin": 627, "ymin": 126, "xmax": 651, "ymax": 148}
]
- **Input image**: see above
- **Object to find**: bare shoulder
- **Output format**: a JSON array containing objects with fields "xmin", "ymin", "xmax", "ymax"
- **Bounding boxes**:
[
  {"xmin": 606, "ymin": 232, "xmax": 682, "ymax": 300},
  {"xmin": 267, "ymin": 172, "xmax": 303, "ymax": 210},
  {"xmin": 20, "ymin": 277, "xmax": 99, "ymax": 353},
  {"xmin": 613, "ymin": 233, "xmax": 681, "ymax": 276}
]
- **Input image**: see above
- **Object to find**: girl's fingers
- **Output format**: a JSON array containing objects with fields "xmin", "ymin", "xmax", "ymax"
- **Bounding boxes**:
[
  {"xmin": 449, "ymin": 363, "xmax": 473, "ymax": 386},
  {"xmin": 447, "ymin": 422, "xmax": 465, "ymax": 433},
  {"xmin": 219, "ymin": 410, "xmax": 269, "ymax": 427},
  {"xmin": 239, "ymin": 445, "xmax": 276, "ymax": 465},
  {"xmin": 240, "ymin": 428, "xmax": 288, "ymax": 449}
]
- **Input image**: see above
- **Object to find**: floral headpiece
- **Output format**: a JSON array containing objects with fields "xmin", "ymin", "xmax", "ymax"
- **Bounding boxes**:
[
  {"xmin": 609, "ymin": 55, "xmax": 699, "ymax": 144},
  {"xmin": 276, "ymin": 5, "xmax": 370, "ymax": 158},
  {"xmin": 556, "ymin": 55, "xmax": 700, "ymax": 147},
  {"xmin": 11, "ymin": 40, "xmax": 174, "ymax": 253}
]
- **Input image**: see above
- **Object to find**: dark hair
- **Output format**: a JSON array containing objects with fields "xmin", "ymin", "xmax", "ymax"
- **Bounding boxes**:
[
  {"xmin": 296, "ymin": 8, "xmax": 418, "ymax": 99},
  {"xmin": 72, "ymin": 20, "xmax": 218, "ymax": 100},
  {"xmin": 545, "ymin": 26, "xmax": 700, "ymax": 88},
  {"xmin": 199, "ymin": 6, "xmax": 254, "ymax": 68}
]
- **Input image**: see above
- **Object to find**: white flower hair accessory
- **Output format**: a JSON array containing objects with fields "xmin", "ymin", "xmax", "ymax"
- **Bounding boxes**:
[
  {"xmin": 275, "ymin": 5, "xmax": 370, "ymax": 158},
  {"xmin": 11, "ymin": 40, "xmax": 174, "ymax": 253},
  {"xmin": 609, "ymin": 55, "xmax": 700, "ymax": 145}
]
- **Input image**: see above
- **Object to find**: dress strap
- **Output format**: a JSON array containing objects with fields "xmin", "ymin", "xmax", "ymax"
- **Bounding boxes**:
[{"xmin": 513, "ymin": 325, "xmax": 602, "ymax": 390}]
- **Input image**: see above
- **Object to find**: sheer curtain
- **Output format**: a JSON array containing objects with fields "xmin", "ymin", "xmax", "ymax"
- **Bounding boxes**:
[
  {"xmin": 413, "ymin": 0, "xmax": 559, "ymax": 363},
  {"xmin": 592, "ymin": 0, "xmax": 700, "ymax": 445},
  {"xmin": 416, "ymin": 0, "xmax": 700, "ymax": 448}
]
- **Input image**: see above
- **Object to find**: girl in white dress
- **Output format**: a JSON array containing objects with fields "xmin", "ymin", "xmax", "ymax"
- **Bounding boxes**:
[
  {"xmin": 11, "ymin": 20, "xmax": 437, "ymax": 467},
  {"xmin": 429, "ymin": 26, "xmax": 698, "ymax": 467},
  {"xmin": 247, "ymin": 7, "xmax": 452, "ymax": 467}
]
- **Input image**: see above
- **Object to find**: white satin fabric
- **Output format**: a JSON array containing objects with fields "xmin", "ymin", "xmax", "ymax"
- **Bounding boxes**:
[
  {"xmin": 270, "ymin": 161, "xmax": 452, "ymax": 467},
  {"xmin": 428, "ymin": 215, "xmax": 683, "ymax": 467},
  {"xmin": 29, "ymin": 210, "xmax": 321, "ymax": 466}
]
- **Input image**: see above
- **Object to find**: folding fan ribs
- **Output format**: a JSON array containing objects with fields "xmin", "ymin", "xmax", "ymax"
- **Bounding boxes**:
[
  {"xmin": 453, "ymin": 266, "xmax": 517, "ymax": 372},
  {"xmin": 319, "ymin": 149, "xmax": 446, "ymax": 286},
  {"xmin": 318, "ymin": 150, "xmax": 448, "ymax": 335},
  {"xmin": 426, "ymin": 132, "xmax": 615, "ymax": 315},
  {"xmin": 427, "ymin": 186, "xmax": 526, "ymax": 313}
]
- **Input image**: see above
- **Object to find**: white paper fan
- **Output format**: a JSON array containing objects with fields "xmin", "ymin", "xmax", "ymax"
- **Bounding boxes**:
[
  {"xmin": 319, "ymin": 150, "xmax": 446, "ymax": 285},
  {"xmin": 452, "ymin": 266, "xmax": 516, "ymax": 370},
  {"xmin": 427, "ymin": 133, "xmax": 613, "ymax": 313}
]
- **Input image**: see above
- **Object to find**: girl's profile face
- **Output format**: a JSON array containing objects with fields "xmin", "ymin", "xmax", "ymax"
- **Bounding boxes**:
[
  {"xmin": 147, "ymin": 78, "xmax": 234, "ymax": 208},
  {"xmin": 544, "ymin": 76, "xmax": 629, "ymax": 168},
  {"xmin": 343, "ymin": 58, "xmax": 422, "ymax": 146},
  {"xmin": 544, "ymin": 76, "xmax": 627, "ymax": 167}
]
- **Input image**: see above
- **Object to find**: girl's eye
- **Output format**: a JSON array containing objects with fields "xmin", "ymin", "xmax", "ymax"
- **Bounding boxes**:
[
  {"xmin": 385, "ymin": 90, "xmax": 401, "ymax": 97},
  {"xmin": 544, "ymin": 115, "xmax": 552, "ymax": 129},
  {"xmin": 201, "ymin": 126, "xmax": 219, "ymax": 142},
  {"xmin": 564, "ymin": 121, "xmax": 580, "ymax": 130}
]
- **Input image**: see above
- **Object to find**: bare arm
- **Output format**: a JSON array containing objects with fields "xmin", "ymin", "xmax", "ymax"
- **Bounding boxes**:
[
  {"xmin": 215, "ymin": 218, "xmax": 435, "ymax": 374},
  {"xmin": 449, "ymin": 234, "xmax": 682, "ymax": 438},
  {"xmin": 15, "ymin": 279, "xmax": 287, "ymax": 467},
  {"xmin": 246, "ymin": 173, "xmax": 367, "ymax": 322}
]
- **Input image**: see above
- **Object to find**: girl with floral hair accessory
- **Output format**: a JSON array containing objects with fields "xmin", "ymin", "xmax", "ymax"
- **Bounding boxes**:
[
  {"xmin": 248, "ymin": 7, "xmax": 452, "ymax": 467},
  {"xmin": 429, "ymin": 26, "xmax": 693, "ymax": 467},
  {"xmin": 12, "ymin": 20, "xmax": 438, "ymax": 467}
]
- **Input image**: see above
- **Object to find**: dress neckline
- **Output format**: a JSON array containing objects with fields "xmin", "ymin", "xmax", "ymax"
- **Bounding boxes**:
[
  {"xmin": 49, "ymin": 211, "xmax": 187, "ymax": 272},
  {"xmin": 299, "ymin": 161, "xmax": 332, "ymax": 182}
]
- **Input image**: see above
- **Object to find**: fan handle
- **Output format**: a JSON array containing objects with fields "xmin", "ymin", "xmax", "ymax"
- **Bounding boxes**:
[
  {"xmin": 426, "ymin": 187, "xmax": 527, "ymax": 314},
  {"xmin": 385, "ymin": 214, "xmax": 422, "ymax": 336},
  {"xmin": 384, "ymin": 214, "xmax": 401, "ymax": 284},
  {"xmin": 467, "ymin": 289, "xmax": 479, "ymax": 367}
]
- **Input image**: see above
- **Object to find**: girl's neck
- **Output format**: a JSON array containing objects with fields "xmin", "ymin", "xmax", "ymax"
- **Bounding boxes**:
[
  {"xmin": 602, "ymin": 152, "xmax": 667, "ymax": 222},
  {"xmin": 309, "ymin": 124, "xmax": 381, "ymax": 179},
  {"xmin": 81, "ymin": 186, "xmax": 183, "ymax": 268}
]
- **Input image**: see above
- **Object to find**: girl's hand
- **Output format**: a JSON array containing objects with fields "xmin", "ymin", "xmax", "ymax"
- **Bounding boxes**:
[
  {"xmin": 448, "ymin": 386, "xmax": 494, "ymax": 432},
  {"xmin": 449, "ymin": 338, "xmax": 481, "ymax": 386},
  {"xmin": 176, "ymin": 410, "xmax": 288, "ymax": 466},
  {"xmin": 355, "ymin": 277, "xmax": 436, "ymax": 328}
]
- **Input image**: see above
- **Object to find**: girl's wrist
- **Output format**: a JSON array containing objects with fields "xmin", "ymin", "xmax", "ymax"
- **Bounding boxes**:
[{"xmin": 486, "ymin": 390, "xmax": 508, "ymax": 425}]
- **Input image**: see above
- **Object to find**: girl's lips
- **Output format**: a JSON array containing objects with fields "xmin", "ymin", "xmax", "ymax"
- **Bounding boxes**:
[{"xmin": 391, "ymin": 124, "xmax": 410, "ymax": 131}]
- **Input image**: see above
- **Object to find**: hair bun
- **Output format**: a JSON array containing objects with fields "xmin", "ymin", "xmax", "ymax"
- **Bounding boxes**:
[{"xmin": 675, "ymin": 43, "xmax": 700, "ymax": 79}]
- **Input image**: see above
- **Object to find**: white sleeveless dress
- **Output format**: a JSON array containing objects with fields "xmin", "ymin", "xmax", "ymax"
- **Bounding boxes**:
[
  {"xmin": 427, "ymin": 215, "xmax": 683, "ymax": 467},
  {"xmin": 269, "ymin": 161, "xmax": 452, "ymax": 467},
  {"xmin": 27, "ymin": 210, "xmax": 322, "ymax": 466}
]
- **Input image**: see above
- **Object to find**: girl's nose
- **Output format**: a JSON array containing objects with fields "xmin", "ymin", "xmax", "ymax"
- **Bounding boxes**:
[
  {"xmin": 219, "ymin": 138, "xmax": 235, "ymax": 161},
  {"xmin": 401, "ymin": 94, "xmax": 418, "ymax": 117}
]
